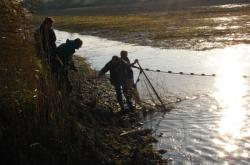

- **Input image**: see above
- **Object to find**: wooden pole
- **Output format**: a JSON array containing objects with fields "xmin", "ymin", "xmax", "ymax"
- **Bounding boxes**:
[{"xmin": 136, "ymin": 61, "xmax": 167, "ymax": 111}]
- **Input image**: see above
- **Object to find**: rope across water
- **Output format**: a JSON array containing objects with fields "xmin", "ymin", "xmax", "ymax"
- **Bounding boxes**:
[
  {"xmin": 134, "ymin": 67, "xmax": 250, "ymax": 78},
  {"xmin": 133, "ymin": 61, "xmax": 250, "ymax": 110}
]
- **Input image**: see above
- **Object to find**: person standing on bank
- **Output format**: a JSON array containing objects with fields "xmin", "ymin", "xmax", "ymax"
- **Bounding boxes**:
[
  {"xmin": 98, "ymin": 56, "xmax": 134, "ymax": 111},
  {"xmin": 35, "ymin": 17, "xmax": 57, "ymax": 64},
  {"xmin": 120, "ymin": 50, "xmax": 140, "ymax": 105}
]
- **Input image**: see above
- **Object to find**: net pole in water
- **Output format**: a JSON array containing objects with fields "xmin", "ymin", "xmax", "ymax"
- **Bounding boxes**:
[{"xmin": 136, "ymin": 61, "xmax": 167, "ymax": 111}]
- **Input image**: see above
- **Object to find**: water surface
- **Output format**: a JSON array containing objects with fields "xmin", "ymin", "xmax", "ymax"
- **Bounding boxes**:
[{"xmin": 56, "ymin": 30, "xmax": 250, "ymax": 164}]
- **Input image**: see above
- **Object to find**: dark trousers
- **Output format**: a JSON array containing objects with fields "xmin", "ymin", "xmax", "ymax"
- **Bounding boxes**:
[{"xmin": 114, "ymin": 83, "xmax": 132, "ymax": 111}]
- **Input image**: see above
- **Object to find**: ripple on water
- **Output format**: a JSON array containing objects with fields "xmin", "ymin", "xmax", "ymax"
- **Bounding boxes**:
[{"xmin": 55, "ymin": 30, "xmax": 250, "ymax": 164}]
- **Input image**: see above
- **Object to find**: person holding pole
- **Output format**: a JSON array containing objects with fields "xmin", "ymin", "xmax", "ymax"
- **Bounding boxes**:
[
  {"xmin": 120, "ymin": 50, "xmax": 140, "ymax": 105},
  {"xmin": 98, "ymin": 56, "xmax": 134, "ymax": 112}
]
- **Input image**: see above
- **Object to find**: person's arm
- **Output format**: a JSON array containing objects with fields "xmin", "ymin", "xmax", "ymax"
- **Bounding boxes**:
[
  {"xmin": 122, "ymin": 58, "xmax": 138, "ymax": 68},
  {"xmin": 98, "ymin": 61, "xmax": 111, "ymax": 77},
  {"xmin": 130, "ymin": 59, "xmax": 140, "ymax": 70},
  {"xmin": 131, "ymin": 59, "xmax": 138, "ymax": 66}
]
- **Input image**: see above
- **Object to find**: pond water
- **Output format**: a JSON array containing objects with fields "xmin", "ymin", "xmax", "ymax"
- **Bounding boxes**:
[{"xmin": 56, "ymin": 30, "xmax": 250, "ymax": 164}]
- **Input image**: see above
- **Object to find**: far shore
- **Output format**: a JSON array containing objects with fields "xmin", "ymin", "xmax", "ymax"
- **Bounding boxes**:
[{"xmin": 34, "ymin": 3, "xmax": 250, "ymax": 50}]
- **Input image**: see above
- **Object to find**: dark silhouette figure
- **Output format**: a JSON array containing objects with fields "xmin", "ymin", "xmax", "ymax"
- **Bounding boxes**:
[
  {"xmin": 35, "ymin": 17, "xmax": 56, "ymax": 64},
  {"xmin": 120, "ymin": 50, "xmax": 140, "ymax": 105},
  {"xmin": 99, "ymin": 56, "xmax": 134, "ymax": 111},
  {"xmin": 56, "ymin": 38, "xmax": 83, "ymax": 93}
]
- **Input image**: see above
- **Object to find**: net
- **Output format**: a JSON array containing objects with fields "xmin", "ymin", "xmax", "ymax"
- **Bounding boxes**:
[{"xmin": 134, "ymin": 68, "xmax": 184, "ymax": 111}]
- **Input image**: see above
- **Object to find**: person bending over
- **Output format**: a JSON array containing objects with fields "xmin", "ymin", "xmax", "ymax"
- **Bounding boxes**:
[
  {"xmin": 56, "ymin": 38, "xmax": 83, "ymax": 93},
  {"xmin": 99, "ymin": 56, "xmax": 133, "ymax": 111}
]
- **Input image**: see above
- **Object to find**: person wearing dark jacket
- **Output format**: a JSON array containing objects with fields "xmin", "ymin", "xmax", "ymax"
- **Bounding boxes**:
[
  {"xmin": 99, "ymin": 56, "xmax": 134, "ymax": 111},
  {"xmin": 35, "ymin": 17, "xmax": 56, "ymax": 64},
  {"xmin": 57, "ymin": 38, "xmax": 82, "ymax": 69},
  {"xmin": 120, "ymin": 50, "xmax": 141, "ymax": 105},
  {"xmin": 120, "ymin": 50, "xmax": 138, "ymax": 67},
  {"xmin": 56, "ymin": 38, "xmax": 83, "ymax": 93}
]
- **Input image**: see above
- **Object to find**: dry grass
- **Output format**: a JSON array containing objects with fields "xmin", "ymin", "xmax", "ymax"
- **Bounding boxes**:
[
  {"xmin": 0, "ymin": 1, "xmax": 73, "ymax": 163},
  {"xmin": 0, "ymin": 0, "xmax": 39, "ymax": 110},
  {"xmin": 1, "ymin": 1, "xmax": 165, "ymax": 164}
]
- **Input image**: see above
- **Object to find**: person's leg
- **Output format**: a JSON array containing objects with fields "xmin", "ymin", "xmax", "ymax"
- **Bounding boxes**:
[
  {"xmin": 132, "ymin": 86, "xmax": 141, "ymax": 106},
  {"xmin": 114, "ymin": 85, "xmax": 124, "ymax": 111},
  {"xmin": 123, "ymin": 82, "xmax": 133, "ymax": 110}
]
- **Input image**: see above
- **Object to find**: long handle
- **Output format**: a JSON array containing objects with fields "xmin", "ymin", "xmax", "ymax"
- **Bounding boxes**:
[{"xmin": 136, "ymin": 61, "xmax": 167, "ymax": 111}]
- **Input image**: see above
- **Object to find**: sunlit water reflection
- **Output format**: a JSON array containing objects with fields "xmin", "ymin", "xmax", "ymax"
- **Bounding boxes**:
[
  {"xmin": 55, "ymin": 30, "xmax": 250, "ymax": 164},
  {"xmin": 212, "ymin": 50, "xmax": 249, "ymax": 163}
]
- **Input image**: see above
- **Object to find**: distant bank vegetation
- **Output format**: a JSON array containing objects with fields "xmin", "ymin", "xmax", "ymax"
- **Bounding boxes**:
[
  {"xmin": 24, "ymin": 0, "xmax": 143, "ymax": 9},
  {"xmin": 34, "ymin": 2, "xmax": 250, "ymax": 50},
  {"xmin": 24, "ymin": 0, "xmax": 250, "ymax": 10}
]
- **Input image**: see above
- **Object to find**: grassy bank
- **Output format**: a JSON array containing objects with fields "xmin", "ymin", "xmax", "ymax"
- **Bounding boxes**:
[
  {"xmin": 35, "ymin": 4, "xmax": 250, "ymax": 50},
  {"xmin": 0, "ymin": 0, "xmax": 167, "ymax": 164}
]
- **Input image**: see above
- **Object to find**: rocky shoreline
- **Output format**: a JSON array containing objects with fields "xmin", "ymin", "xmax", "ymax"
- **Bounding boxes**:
[
  {"xmin": 0, "ymin": 1, "xmax": 169, "ymax": 164},
  {"xmin": 68, "ymin": 56, "xmax": 169, "ymax": 164}
]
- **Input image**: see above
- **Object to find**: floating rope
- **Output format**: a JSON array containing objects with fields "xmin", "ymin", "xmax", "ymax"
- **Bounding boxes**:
[{"xmin": 134, "ymin": 67, "xmax": 249, "ymax": 78}]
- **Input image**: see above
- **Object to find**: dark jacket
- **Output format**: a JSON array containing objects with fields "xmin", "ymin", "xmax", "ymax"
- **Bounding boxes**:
[
  {"xmin": 57, "ymin": 39, "xmax": 77, "ymax": 66},
  {"xmin": 121, "ymin": 56, "xmax": 130, "ymax": 64},
  {"xmin": 34, "ymin": 26, "xmax": 56, "ymax": 61},
  {"xmin": 39, "ymin": 26, "xmax": 56, "ymax": 53},
  {"xmin": 121, "ymin": 56, "xmax": 135, "ymax": 79},
  {"xmin": 100, "ymin": 60, "xmax": 133, "ymax": 86}
]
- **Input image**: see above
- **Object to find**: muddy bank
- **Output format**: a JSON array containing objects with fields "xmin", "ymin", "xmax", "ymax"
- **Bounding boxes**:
[
  {"xmin": 35, "ymin": 3, "xmax": 250, "ymax": 50},
  {"xmin": 63, "ymin": 56, "xmax": 170, "ymax": 164},
  {"xmin": 0, "ymin": 0, "xmax": 168, "ymax": 164},
  {"xmin": 78, "ymin": 29, "xmax": 213, "ymax": 51}
]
